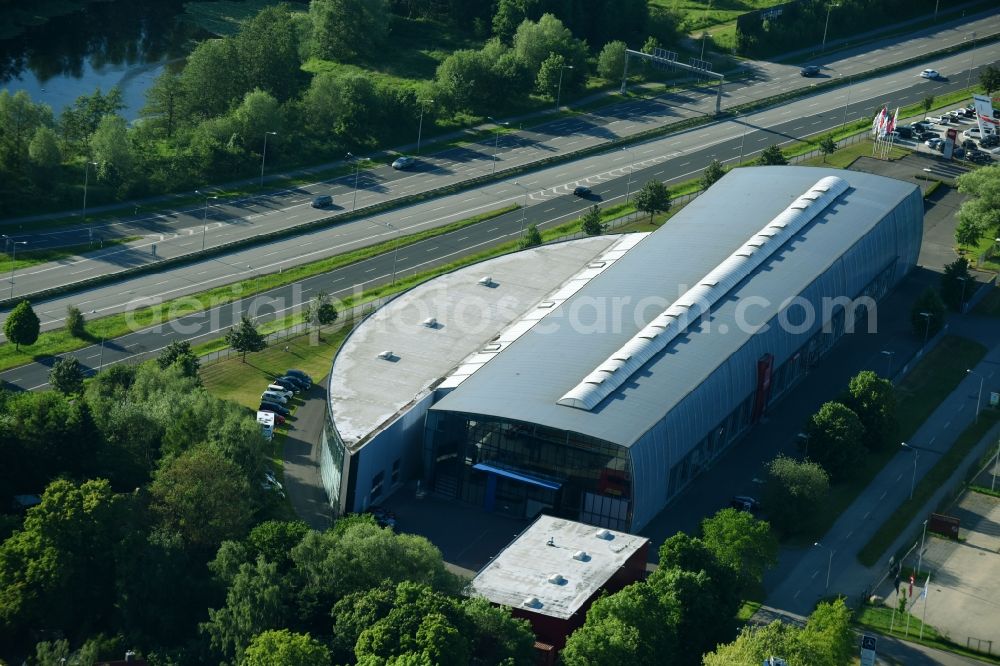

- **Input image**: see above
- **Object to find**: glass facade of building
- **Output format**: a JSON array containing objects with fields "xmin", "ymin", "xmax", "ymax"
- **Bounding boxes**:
[{"xmin": 423, "ymin": 412, "xmax": 632, "ymax": 529}]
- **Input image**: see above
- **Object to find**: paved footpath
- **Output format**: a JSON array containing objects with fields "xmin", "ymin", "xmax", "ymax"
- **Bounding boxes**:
[
  {"xmin": 281, "ymin": 383, "xmax": 333, "ymax": 531},
  {"xmin": 762, "ymin": 315, "xmax": 1000, "ymax": 616}
]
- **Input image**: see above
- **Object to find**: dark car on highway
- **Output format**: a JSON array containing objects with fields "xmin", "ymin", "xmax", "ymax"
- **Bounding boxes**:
[
  {"xmin": 799, "ymin": 65, "xmax": 820, "ymax": 77},
  {"xmin": 311, "ymin": 194, "xmax": 333, "ymax": 209},
  {"xmin": 573, "ymin": 186, "xmax": 592, "ymax": 197}
]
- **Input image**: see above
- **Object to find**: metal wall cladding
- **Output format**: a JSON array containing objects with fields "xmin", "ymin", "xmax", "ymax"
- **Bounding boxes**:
[{"xmin": 627, "ymin": 186, "xmax": 923, "ymax": 530}]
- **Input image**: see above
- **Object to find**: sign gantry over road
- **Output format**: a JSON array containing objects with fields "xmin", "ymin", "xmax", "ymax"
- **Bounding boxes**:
[{"xmin": 620, "ymin": 48, "xmax": 726, "ymax": 114}]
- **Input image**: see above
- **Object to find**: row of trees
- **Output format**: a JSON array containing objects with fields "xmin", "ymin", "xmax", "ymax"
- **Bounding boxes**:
[
  {"xmin": 0, "ymin": 0, "xmax": 684, "ymax": 217},
  {"xmin": 562, "ymin": 507, "xmax": 778, "ymax": 665},
  {"xmin": 763, "ymin": 370, "xmax": 897, "ymax": 536}
]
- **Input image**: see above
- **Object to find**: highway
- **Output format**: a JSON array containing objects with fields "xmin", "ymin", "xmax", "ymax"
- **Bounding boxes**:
[
  {"xmin": 0, "ymin": 45, "xmax": 995, "ymax": 391},
  {"xmin": 1, "ymin": 31, "xmax": 998, "ymax": 342},
  {"xmin": 0, "ymin": 9, "xmax": 997, "ymax": 303}
]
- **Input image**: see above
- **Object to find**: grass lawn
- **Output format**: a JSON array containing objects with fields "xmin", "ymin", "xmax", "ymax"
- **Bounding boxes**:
[
  {"xmin": 857, "ymin": 408, "xmax": 999, "ymax": 566},
  {"xmin": 0, "ymin": 236, "xmax": 141, "ymax": 271},
  {"xmin": 199, "ymin": 325, "xmax": 350, "ymax": 411},
  {"xmin": 791, "ymin": 336, "xmax": 986, "ymax": 545},
  {"xmin": 0, "ymin": 205, "xmax": 516, "ymax": 373},
  {"xmin": 855, "ymin": 606, "xmax": 1000, "ymax": 664}
]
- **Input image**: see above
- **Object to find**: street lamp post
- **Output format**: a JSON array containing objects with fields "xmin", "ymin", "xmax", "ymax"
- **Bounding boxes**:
[
  {"xmin": 957, "ymin": 276, "xmax": 969, "ymax": 313},
  {"xmin": 3, "ymin": 236, "xmax": 28, "ymax": 300},
  {"xmin": 880, "ymin": 350, "xmax": 895, "ymax": 378},
  {"xmin": 700, "ymin": 33, "xmax": 712, "ymax": 60},
  {"xmin": 916, "ymin": 519, "xmax": 928, "ymax": 577},
  {"xmin": 416, "ymin": 99, "xmax": 435, "ymax": 154},
  {"xmin": 738, "ymin": 114, "xmax": 748, "ymax": 164},
  {"xmin": 513, "ymin": 181, "xmax": 530, "ymax": 235},
  {"xmin": 967, "ymin": 368, "xmax": 985, "ymax": 423},
  {"xmin": 623, "ymin": 148, "xmax": 636, "ymax": 205},
  {"xmin": 821, "ymin": 5, "xmax": 840, "ymax": 52},
  {"xmin": 260, "ymin": 131, "xmax": 277, "ymax": 188},
  {"xmin": 919, "ymin": 311, "xmax": 932, "ymax": 345},
  {"xmin": 841, "ymin": 76, "xmax": 853, "ymax": 129},
  {"xmin": 814, "ymin": 542, "xmax": 835, "ymax": 590},
  {"xmin": 382, "ymin": 222, "xmax": 401, "ymax": 286},
  {"xmin": 82, "ymin": 160, "xmax": 98, "ymax": 244},
  {"xmin": 967, "ymin": 33, "xmax": 977, "ymax": 88},
  {"xmin": 196, "ymin": 190, "xmax": 219, "ymax": 251},
  {"xmin": 487, "ymin": 117, "xmax": 509, "ymax": 175},
  {"xmin": 346, "ymin": 152, "xmax": 370, "ymax": 212},
  {"xmin": 555, "ymin": 65, "xmax": 574, "ymax": 109},
  {"xmin": 901, "ymin": 442, "xmax": 919, "ymax": 500}
]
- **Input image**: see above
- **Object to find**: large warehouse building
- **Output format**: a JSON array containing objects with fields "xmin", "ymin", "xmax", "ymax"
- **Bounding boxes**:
[{"xmin": 323, "ymin": 166, "xmax": 922, "ymax": 531}]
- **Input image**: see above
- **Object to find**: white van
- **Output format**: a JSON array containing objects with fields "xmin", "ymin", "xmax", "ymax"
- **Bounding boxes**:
[{"xmin": 261, "ymin": 390, "xmax": 288, "ymax": 405}]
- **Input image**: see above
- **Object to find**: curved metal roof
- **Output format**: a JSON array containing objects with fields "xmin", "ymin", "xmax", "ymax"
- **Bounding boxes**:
[{"xmin": 557, "ymin": 176, "xmax": 849, "ymax": 410}]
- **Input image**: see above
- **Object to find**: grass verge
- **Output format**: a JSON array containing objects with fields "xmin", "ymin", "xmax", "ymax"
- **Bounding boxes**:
[
  {"xmin": 857, "ymin": 408, "xmax": 998, "ymax": 567},
  {"xmin": 0, "ymin": 205, "xmax": 516, "ymax": 372},
  {"xmin": 0, "ymin": 236, "xmax": 141, "ymax": 270},
  {"xmin": 793, "ymin": 336, "xmax": 986, "ymax": 545},
  {"xmin": 855, "ymin": 606, "xmax": 1000, "ymax": 664}
]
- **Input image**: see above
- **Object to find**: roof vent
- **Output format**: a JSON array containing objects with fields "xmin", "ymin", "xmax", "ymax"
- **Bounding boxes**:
[
  {"xmin": 572, "ymin": 550, "xmax": 590, "ymax": 562},
  {"xmin": 523, "ymin": 596, "xmax": 542, "ymax": 608},
  {"xmin": 478, "ymin": 276, "xmax": 493, "ymax": 286},
  {"xmin": 547, "ymin": 573, "xmax": 567, "ymax": 585},
  {"xmin": 595, "ymin": 529, "xmax": 613, "ymax": 540},
  {"xmin": 377, "ymin": 350, "xmax": 394, "ymax": 360},
  {"xmin": 422, "ymin": 317, "xmax": 437, "ymax": 328}
]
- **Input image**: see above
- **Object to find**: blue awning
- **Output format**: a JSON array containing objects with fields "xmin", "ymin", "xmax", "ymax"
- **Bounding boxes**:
[{"xmin": 473, "ymin": 463, "xmax": 562, "ymax": 491}]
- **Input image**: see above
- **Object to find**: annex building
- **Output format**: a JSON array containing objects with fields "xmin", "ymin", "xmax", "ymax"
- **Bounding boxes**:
[{"xmin": 322, "ymin": 166, "xmax": 922, "ymax": 531}]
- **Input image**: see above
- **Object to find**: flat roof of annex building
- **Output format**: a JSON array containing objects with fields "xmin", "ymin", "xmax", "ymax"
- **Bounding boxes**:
[
  {"xmin": 468, "ymin": 515, "xmax": 649, "ymax": 620},
  {"xmin": 328, "ymin": 235, "xmax": 625, "ymax": 449},
  {"xmin": 431, "ymin": 166, "xmax": 918, "ymax": 447}
]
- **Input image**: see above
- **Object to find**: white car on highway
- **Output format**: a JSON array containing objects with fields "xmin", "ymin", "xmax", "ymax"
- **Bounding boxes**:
[{"xmin": 920, "ymin": 68, "xmax": 940, "ymax": 79}]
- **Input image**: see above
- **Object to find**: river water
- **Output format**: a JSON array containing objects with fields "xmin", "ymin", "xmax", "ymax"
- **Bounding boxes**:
[{"xmin": 0, "ymin": 0, "xmax": 206, "ymax": 120}]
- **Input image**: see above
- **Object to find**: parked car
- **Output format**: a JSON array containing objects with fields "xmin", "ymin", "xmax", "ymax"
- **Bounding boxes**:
[
  {"xmin": 730, "ymin": 496, "xmax": 761, "ymax": 512},
  {"xmin": 311, "ymin": 194, "xmax": 333, "ymax": 209},
  {"xmin": 962, "ymin": 139, "xmax": 978, "ymax": 150},
  {"xmin": 391, "ymin": 156, "xmax": 416, "ymax": 170},
  {"xmin": 262, "ymin": 471, "xmax": 285, "ymax": 497},
  {"xmin": 924, "ymin": 138, "xmax": 944, "ymax": 150},
  {"xmin": 285, "ymin": 369, "xmax": 313, "ymax": 387},
  {"xmin": 953, "ymin": 147, "xmax": 965, "ymax": 159},
  {"xmin": 367, "ymin": 506, "xmax": 397, "ymax": 530},
  {"xmin": 911, "ymin": 120, "xmax": 931, "ymax": 131},
  {"xmin": 920, "ymin": 68, "xmax": 940, "ymax": 79},
  {"xmin": 925, "ymin": 115, "xmax": 948, "ymax": 125},
  {"xmin": 261, "ymin": 391, "xmax": 288, "ymax": 405},
  {"xmin": 967, "ymin": 150, "xmax": 991, "ymax": 163},
  {"xmin": 266, "ymin": 384, "xmax": 294, "ymax": 398},
  {"xmin": 278, "ymin": 375, "xmax": 309, "ymax": 391},
  {"xmin": 799, "ymin": 65, "xmax": 821, "ymax": 77},
  {"xmin": 981, "ymin": 134, "xmax": 999, "ymax": 148},
  {"xmin": 270, "ymin": 377, "xmax": 300, "ymax": 393},
  {"xmin": 894, "ymin": 126, "xmax": 913, "ymax": 139},
  {"xmin": 573, "ymin": 185, "xmax": 591, "ymax": 197},
  {"xmin": 259, "ymin": 401, "xmax": 291, "ymax": 417}
]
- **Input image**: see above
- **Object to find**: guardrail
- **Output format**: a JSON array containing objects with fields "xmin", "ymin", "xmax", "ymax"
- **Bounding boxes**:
[{"xmin": 2, "ymin": 28, "xmax": 995, "ymax": 312}]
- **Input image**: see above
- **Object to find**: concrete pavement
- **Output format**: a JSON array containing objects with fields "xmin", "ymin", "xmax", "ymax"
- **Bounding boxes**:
[{"xmin": 281, "ymin": 383, "xmax": 333, "ymax": 531}]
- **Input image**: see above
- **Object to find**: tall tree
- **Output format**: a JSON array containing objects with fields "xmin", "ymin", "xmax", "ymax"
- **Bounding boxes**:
[
  {"xmin": 562, "ymin": 582, "xmax": 678, "ymax": 665},
  {"xmin": 512, "ymin": 13, "xmax": 588, "ymax": 74},
  {"xmin": 156, "ymin": 340, "xmax": 201, "ymax": 378},
  {"xmin": 762, "ymin": 455, "xmax": 829, "ymax": 536},
  {"xmin": 234, "ymin": 4, "xmax": 303, "ymax": 103},
  {"xmin": 0, "ymin": 90, "xmax": 54, "ymax": 171},
  {"xmin": 757, "ymin": 144, "xmax": 788, "ymax": 165},
  {"xmin": 65, "ymin": 304, "xmax": 85, "ymax": 338},
  {"xmin": 150, "ymin": 445, "xmax": 254, "ymax": 550},
  {"xmin": 581, "ymin": 204, "xmax": 604, "ymax": 235},
  {"xmin": 955, "ymin": 166, "xmax": 1000, "ymax": 248},
  {"xmin": 940, "ymin": 257, "xmax": 973, "ymax": 312},
  {"xmin": 843, "ymin": 370, "xmax": 896, "ymax": 450},
  {"xmin": 226, "ymin": 315, "xmax": 267, "ymax": 363},
  {"xmin": 179, "ymin": 38, "xmax": 243, "ymax": 120},
  {"xmin": 818, "ymin": 135, "xmax": 837, "ymax": 162},
  {"xmin": 633, "ymin": 179, "xmax": 671, "ymax": 223},
  {"xmin": 27, "ymin": 126, "xmax": 61, "ymax": 172},
  {"xmin": 806, "ymin": 401, "xmax": 866, "ymax": 481},
  {"xmin": 700, "ymin": 508, "xmax": 778, "ymax": 594},
  {"xmin": 4, "ymin": 300, "xmax": 40, "ymax": 350},
  {"xmin": 241, "ymin": 629, "xmax": 331, "ymax": 666},
  {"xmin": 49, "ymin": 358, "xmax": 85, "ymax": 396},
  {"xmin": 90, "ymin": 114, "xmax": 135, "ymax": 187},
  {"xmin": 980, "ymin": 64, "xmax": 1000, "ymax": 94},
  {"xmin": 141, "ymin": 71, "xmax": 187, "ymax": 139},
  {"xmin": 597, "ymin": 40, "xmax": 627, "ymax": 82},
  {"xmin": 58, "ymin": 87, "xmax": 124, "ymax": 157},
  {"xmin": 310, "ymin": 0, "xmax": 390, "ymax": 61},
  {"xmin": 701, "ymin": 159, "xmax": 725, "ymax": 189}
]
